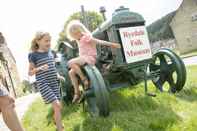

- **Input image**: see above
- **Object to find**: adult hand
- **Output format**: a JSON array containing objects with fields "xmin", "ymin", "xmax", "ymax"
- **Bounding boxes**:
[
  {"xmin": 7, "ymin": 95, "xmax": 15, "ymax": 103},
  {"xmin": 5, "ymin": 95, "xmax": 15, "ymax": 108}
]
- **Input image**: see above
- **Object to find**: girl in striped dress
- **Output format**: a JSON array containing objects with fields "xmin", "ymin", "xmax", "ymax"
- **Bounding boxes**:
[{"xmin": 28, "ymin": 32, "xmax": 64, "ymax": 131}]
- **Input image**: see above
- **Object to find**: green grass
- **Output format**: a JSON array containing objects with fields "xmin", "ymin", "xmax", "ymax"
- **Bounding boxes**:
[
  {"xmin": 16, "ymin": 84, "xmax": 31, "ymax": 97},
  {"xmin": 23, "ymin": 65, "xmax": 197, "ymax": 131},
  {"xmin": 172, "ymin": 49, "xmax": 197, "ymax": 58},
  {"xmin": 180, "ymin": 50, "xmax": 197, "ymax": 58}
]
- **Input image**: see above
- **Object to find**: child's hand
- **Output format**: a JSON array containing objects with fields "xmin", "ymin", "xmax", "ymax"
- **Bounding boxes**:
[
  {"xmin": 110, "ymin": 43, "xmax": 121, "ymax": 48},
  {"xmin": 57, "ymin": 74, "xmax": 65, "ymax": 81},
  {"xmin": 38, "ymin": 64, "xmax": 49, "ymax": 71}
]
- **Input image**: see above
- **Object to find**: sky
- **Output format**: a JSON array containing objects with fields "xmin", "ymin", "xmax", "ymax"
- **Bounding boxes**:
[{"xmin": 0, "ymin": 0, "xmax": 183, "ymax": 80}]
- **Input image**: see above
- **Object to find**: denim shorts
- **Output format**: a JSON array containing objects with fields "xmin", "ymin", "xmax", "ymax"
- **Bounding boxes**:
[{"xmin": 0, "ymin": 85, "xmax": 8, "ymax": 96}]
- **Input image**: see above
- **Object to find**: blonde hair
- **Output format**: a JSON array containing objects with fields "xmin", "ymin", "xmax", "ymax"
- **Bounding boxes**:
[
  {"xmin": 30, "ymin": 31, "xmax": 50, "ymax": 52},
  {"xmin": 66, "ymin": 20, "xmax": 91, "ymax": 41}
]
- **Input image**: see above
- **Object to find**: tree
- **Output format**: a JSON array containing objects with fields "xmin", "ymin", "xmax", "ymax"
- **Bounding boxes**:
[
  {"xmin": 147, "ymin": 11, "xmax": 176, "ymax": 42},
  {"xmin": 58, "ymin": 11, "xmax": 104, "ymax": 42},
  {"xmin": 21, "ymin": 80, "xmax": 32, "ymax": 93}
]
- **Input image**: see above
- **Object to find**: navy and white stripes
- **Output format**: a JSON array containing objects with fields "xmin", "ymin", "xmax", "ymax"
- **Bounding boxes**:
[{"xmin": 29, "ymin": 51, "xmax": 61, "ymax": 104}]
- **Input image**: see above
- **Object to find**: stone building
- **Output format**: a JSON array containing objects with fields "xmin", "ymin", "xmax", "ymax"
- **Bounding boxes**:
[
  {"xmin": 170, "ymin": 0, "xmax": 197, "ymax": 54},
  {"xmin": 0, "ymin": 32, "xmax": 21, "ymax": 97},
  {"xmin": 150, "ymin": 39, "xmax": 176, "ymax": 54}
]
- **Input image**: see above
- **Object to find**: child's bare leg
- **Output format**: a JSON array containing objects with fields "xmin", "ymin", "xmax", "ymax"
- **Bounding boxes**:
[
  {"xmin": 70, "ymin": 64, "xmax": 87, "ymax": 81},
  {"xmin": 52, "ymin": 100, "xmax": 63, "ymax": 131},
  {"xmin": 68, "ymin": 57, "xmax": 87, "ymax": 80},
  {"xmin": 70, "ymin": 63, "xmax": 89, "ymax": 89},
  {"xmin": 68, "ymin": 69, "xmax": 80, "ymax": 102},
  {"xmin": 0, "ymin": 96, "xmax": 24, "ymax": 131}
]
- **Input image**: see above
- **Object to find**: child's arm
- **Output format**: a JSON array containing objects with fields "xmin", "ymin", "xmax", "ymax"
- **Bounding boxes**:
[
  {"xmin": 28, "ymin": 62, "xmax": 37, "ymax": 76},
  {"xmin": 28, "ymin": 62, "xmax": 48, "ymax": 76},
  {"xmin": 91, "ymin": 38, "xmax": 121, "ymax": 48}
]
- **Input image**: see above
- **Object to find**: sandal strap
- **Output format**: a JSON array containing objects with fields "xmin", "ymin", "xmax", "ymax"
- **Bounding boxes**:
[
  {"xmin": 81, "ymin": 78, "xmax": 88, "ymax": 82},
  {"xmin": 74, "ymin": 93, "xmax": 80, "ymax": 97}
]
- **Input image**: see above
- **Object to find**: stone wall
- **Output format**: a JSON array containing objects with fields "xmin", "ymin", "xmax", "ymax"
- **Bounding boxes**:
[
  {"xmin": 0, "ymin": 32, "xmax": 21, "ymax": 97},
  {"xmin": 170, "ymin": 0, "xmax": 197, "ymax": 54},
  {"xmin": 150, "ymin": 39, "xmax": 177, "ymax": 54}
]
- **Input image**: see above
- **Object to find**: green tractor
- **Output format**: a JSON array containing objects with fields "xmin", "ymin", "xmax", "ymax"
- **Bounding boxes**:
[{"xmin": 56, "ymin": 6, "xmax": 186, "ymax": 117}]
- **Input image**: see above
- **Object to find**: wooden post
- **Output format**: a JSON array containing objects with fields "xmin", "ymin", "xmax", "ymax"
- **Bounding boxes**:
[
  {"xmin": 4, "ymin": 61, "xmax": 17, "ymax": 97},
  {"xmin": 99, "ymin": 6, "xmax": 106, "ymax": 21},
  {"xmin": 81, "ymin": 5, "xmax": 89, "ymax": 29}
]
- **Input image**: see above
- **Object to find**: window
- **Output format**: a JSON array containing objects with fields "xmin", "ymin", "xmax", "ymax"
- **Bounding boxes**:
[
  {"xmin": 195, "ymin": 0, "xmax": 197, "ymax": 5},
  {"xmin": 186, "ymin": 36, "xmax": 191, "ymax": 43},
  {"xmin": 192, "ymin": 13, "xmax": 197, "ymax": 21}
]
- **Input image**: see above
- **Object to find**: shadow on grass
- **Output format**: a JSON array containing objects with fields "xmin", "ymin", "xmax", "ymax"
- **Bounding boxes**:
[
  {"xmin": 174, "ymin": 65, "xmax": 197, "ymax": 102},
  {"xmin": 60, "ymin": 88, "xmax": 181, "ymax": 131},
  {"xmin": 176, "ymin": 84, "xmax": 197, "ymax": 102},
  {"xmin": 46, "ymin": 102, "xmax": 82, "ymax": 125},
  {"xmin": 45, "ymin": 85, "xmax": 180, "ymax": 131}
]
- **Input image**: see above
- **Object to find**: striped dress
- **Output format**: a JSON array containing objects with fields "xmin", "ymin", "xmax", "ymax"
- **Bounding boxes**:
[{"xmin": 28, "ymin": 51, "xmax": 60, "ymax": 104}]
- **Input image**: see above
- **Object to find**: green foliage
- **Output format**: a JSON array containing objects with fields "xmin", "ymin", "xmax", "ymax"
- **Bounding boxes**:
[
  {"xmin": 181, "ymin": 49, "xmax": 197, "ymax": 58},
  {"xmin": 15, "ymin": 80, "xmax": 32, "ymax": 97},
  {"xmin": 58, "ymin": 11, "xmax": 103, "ymax": 42},
  {"xmin": 147, "ymin": 11, "xmax": 176, "ymax": 42},
  {"xmin": 21, "ymin": 80, "xmax": 32, "ymax": 93},
  {"xmin": 67, "ymin": 11, "xmax": 103, "ymax": 32},
  {"xmin": 15, "ymin": 86, "xmax": 28, "ymax": 97},
  {"xmin": 23, "ymin": 66, "xmax": 197, "ymax": 131}
]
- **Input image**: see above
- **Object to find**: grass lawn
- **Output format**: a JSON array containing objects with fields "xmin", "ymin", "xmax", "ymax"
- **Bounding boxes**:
[
  {"xmin": 23, "ymin": 65, "xmax": 197, "ymax": 131},
  {"xmin": 180, "ymin": 50, "xmax": 197, "ymax": 58}
]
